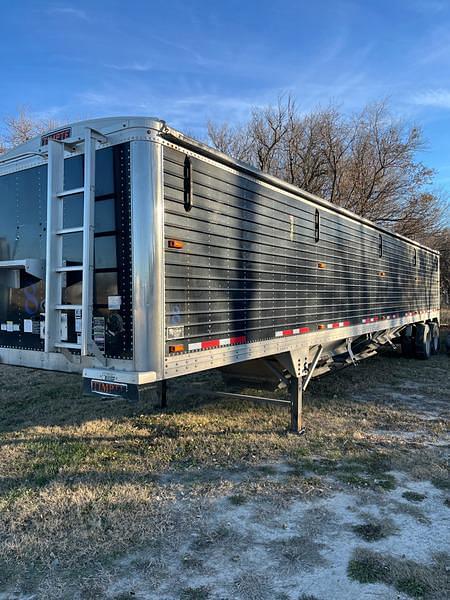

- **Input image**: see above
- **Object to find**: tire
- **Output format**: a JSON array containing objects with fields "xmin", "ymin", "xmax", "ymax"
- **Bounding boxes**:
[
  {"xmin": 446, "ymin": 333, "xmax": 450, "ymax": 356},
  {"xmin": 429, "ymin": 322, "xmax": 440, "ymax": 355},
  {"xmin": 400, "ymin": 325, "xmax": 415, "ymax": 358},
  {"xmin": 415, "ymin": 323, "xmax": 432, "ymax": 359}
]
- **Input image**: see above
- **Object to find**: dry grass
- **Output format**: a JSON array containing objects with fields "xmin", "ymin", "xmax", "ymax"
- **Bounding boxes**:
[
  {"xmin": 269, "ymin": 535, "xmax": 328, "ymax": 571},
  {"xmin": 352, "ymin": 517, "xmax": 397, "ymax": 541},
  {"xmin": 233, "ymin": 572, "xmax": 275, "ymax": 600},
  {"xmin": 402, "ymin": 490, "xmax": 427, "ymax": 502},
  {"xmin": 179, "ymin": 586, "xmax": 211, "ymax": 600},
  {"xmin": 0, "ymin": 328, "xmax": 448, "ymax": 596},
  {"xmin": 348, "ymin": 547, "xmax": 449, "ymax": 598}
]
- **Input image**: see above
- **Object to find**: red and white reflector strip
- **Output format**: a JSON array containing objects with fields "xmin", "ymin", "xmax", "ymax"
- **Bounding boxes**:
[
  {"xmin": 182, "ymin": 307, "xmax": 433, "ymax": 354},
  {"xmin": 362, "ymin": 316, "xmax": 379, "ymax": 324},
  {"xmin": 362, "ymin": 310, "xmax": 425, "ymax": 324},
  {"xmin": 188, "ymin": 335, "xmax": 246, "ymax": 352},
  {"xmin": 275, "ymin": 327, "xmax": 310, "ymax": 338},
  {"xmin": 326, "ymin": 321, "xmax": 350, "ymax": 329}
]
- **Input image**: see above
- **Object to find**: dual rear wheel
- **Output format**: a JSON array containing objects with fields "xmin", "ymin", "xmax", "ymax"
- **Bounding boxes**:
[{"xmin": 401, "ymin": 322, "xmax": 439, "ymax": 360}]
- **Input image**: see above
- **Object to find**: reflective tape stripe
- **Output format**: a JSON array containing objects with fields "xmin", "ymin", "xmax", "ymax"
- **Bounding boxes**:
[
  {"xmin": 188, "ymin": 342, "xmax": 202, "ymax": 351},
  {"xmin": 188, "ymin": 335, "xmax": 247, "ymax": 352},
  {"xmin": 186, "ymin": 307, "xmax": 433, "ymax": 354},
  {"xmin": 202, "ymin": 340, "xmax": 220, "ymax": 350},
  {"xmin": 275, "ymin": 326, "xmax": 310, "ymax": 337},
  {"xmin": 293, "ymin": 327, "xmax": 310, "ymax": 334},
  {"xmin": 229, "ymin": 335, "xmax": 247, "ymax": 345},
  {"xmin": 361, "ymin": 310, "xmax": 431, "ymax": 324},
  {"xmin": 327, "ymin": 321, "xmax": 350, "ymax": 329}
]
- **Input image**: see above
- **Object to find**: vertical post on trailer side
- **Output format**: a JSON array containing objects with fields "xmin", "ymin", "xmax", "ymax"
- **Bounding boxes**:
[
  {"xmin": 81, "ymin": 129, "xmax": 96, "ymax": 357},
  {"xmin": 289, "ymin": 375, "xmax": 305, "ymax": 434}
]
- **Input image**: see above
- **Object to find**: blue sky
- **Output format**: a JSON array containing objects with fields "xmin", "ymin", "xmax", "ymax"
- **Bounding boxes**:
[{"xmin": 1, "ymin": 0, "xmax": 450, "ymax": 196}]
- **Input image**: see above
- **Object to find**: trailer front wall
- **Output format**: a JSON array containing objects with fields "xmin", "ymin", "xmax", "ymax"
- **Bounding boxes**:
[
  {"xmin": 0, "ymin": 144, "xmax": 133, "ymax": 359},
  {"xmin": 162, "ymin": 146, "xmax": 439, "ymax": 355}
]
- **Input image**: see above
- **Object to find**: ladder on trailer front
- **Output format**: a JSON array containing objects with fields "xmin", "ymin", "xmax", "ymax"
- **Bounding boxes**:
[{"xmin": 44, "ymin": 128, "xmax": 107, "ymax": 357}]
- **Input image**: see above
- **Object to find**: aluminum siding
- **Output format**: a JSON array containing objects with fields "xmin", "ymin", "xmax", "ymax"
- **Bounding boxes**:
[{"xmin": 163, "ymin": 146, "xmax": 439, "ymax": 354}]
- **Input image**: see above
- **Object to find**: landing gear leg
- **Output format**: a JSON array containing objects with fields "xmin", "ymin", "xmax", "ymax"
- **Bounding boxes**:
[{"xmin": 289, "ymin": 375, "xmax": 305, "ymax": 435}]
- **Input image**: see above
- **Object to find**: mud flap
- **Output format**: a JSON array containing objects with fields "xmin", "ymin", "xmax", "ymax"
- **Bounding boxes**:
[{"xmin": 82, "ymin": 377, "xmax": 157, "ymax": 402}]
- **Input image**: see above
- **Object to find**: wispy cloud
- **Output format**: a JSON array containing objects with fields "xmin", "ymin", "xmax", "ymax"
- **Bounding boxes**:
[
  {"xmin": 173, "ymin": 95, "xmax": 256, "ymax": 112},
  {"xmin": 47, "ymin": 6, "xmax": 90, "ymax": 22},
  {"xmin": 73, "ymin": 86, "xmax": 273, "ymax": 139},
  {"xmin": 147, "ymin": 35, "xmax": 222, "ymax": 69},
  {"xmin": 106, "ymin": 62, "xmax": 153, "ymax": 72},
  {"xmin": 413, "ymin": 89, "xmax": 450, "ymax": 109}
]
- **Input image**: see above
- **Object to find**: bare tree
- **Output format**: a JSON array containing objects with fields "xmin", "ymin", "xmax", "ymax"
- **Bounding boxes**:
[
  {"xmin": 417, "ymin": 222, "xmax": 450, "ymax": 302},
  {"xmin": 434, "ymin": 227, "xmax": 450, "ymax": 303},
  {"xmin": 208, "ymin": 96, "xmax": 445, "ymax": 238},
  {"xmin": 207, "ymin": 96, "xmax": 295, "ymax": 171},
  {"xmin": 208, "ymin": 96, "xmax": 449, "ymax": 294},
  {"xmin": 0, "ymin": 108, "xmax": 60, "ymax": 151},
  {"xmin": 207, "ymin": 121, "xmax": 254, "ymax": 163}
]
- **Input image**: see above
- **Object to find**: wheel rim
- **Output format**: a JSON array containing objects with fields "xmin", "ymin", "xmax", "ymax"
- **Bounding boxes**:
[{"xmin": 432, "ymin": 328, "xmax": 439, "ymax": 352}]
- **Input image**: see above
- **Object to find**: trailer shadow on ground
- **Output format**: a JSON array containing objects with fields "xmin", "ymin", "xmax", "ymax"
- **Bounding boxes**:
[{"xmin": 0, "ymin": 330, "xmax": 448, "ymax": 599}]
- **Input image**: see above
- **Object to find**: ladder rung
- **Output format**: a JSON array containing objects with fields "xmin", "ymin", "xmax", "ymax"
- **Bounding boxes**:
[
  {"xmin": 55, "ymin": 304, "xmax": 82, "ymax": 310},
  {"xmin": 57, "ymin": 187, "xmax": 84, "ymax": 198},
  {"xmin": 56, "ymin": 226, "xmax": 84, "ymax": 235},
  {"xmin": 55, "ymin": 342, "xmax": 81, "ymax": 350},
  {"xmin": 56, "ymin": 265, "xmax": 83, "ymax": 272}
]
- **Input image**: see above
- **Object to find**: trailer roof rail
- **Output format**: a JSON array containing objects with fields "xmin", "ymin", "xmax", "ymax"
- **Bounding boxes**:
[{"xmin": 0, "ymin": 150, "xmax": 48, "ymax": 165}]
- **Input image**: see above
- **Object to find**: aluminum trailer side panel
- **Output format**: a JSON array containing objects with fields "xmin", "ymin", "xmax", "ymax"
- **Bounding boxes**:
[
  {"xmin": 162, "ymin": 142, "xmax": 439, "ymax": 377},
  {"xmin": 0, "ymin": 117, "xmax": 440, "ymax": 394}
]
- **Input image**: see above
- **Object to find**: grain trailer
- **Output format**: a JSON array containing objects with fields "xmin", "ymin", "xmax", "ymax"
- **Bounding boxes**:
[{"xmin": 0, "ymin": 117, "xmax": 440, "ymax": 432}]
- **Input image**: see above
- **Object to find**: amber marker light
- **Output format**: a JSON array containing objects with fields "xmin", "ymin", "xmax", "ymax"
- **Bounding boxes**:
[
  {"xmin": 169, "ymin": 344, "xmax": 184, "ymax": 353},
  {"xmin": 168, "ymin": 239, "xmax": 184, "ymax": 249}
]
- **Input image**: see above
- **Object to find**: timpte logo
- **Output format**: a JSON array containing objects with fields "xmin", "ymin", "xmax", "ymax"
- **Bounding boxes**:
[
  {"xmin": 91, "ymin": 380, "xmax": 128, "ymax": 396},
  {"xmin": 41, "ymin": 127, "xmax": 72, "ymax": 146}
]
